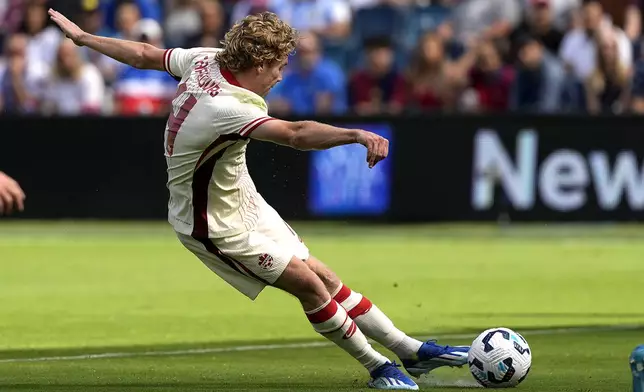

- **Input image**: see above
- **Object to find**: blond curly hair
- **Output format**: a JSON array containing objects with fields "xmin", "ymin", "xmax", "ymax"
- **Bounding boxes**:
[{"xmin": 216, "ymin": 12, "xmax": 297, "ymax": 73}]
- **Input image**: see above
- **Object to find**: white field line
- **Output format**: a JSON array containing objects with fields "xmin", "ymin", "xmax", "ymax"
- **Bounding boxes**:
[{"xmin": 0, "ymin": 324, "xmax": 641, "ymax": 364}]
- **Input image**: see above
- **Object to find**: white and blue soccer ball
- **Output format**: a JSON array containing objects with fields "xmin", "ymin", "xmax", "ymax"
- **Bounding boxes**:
[{"xmin": 468, "ymin": 327, "xmax": 532, "ymax": 388}]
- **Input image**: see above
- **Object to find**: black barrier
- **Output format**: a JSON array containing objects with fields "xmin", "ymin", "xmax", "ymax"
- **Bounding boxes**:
[{"xmin": 2, "ymin": 115, "xmax": 644, "ymax": 222}]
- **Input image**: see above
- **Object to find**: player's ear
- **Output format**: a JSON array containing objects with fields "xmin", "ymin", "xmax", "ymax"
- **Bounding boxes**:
[{"xmin": 256, "ymin": 65, "xmax": 264, "ymax": 74}]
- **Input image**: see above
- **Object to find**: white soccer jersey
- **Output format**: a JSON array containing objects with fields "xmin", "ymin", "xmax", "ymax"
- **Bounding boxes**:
[{"xmin": 162, "ymin": 47, "xmax": 275, "ymax": 238}]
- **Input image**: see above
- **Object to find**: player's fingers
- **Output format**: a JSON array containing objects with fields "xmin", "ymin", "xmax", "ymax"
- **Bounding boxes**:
[
  {"xmin": 0, "ymin": 191, "xmax": 12, "ymax": 215},
  {"xmin": 51, "ymin": 9, "xmax": 64, "ymax": 20},
  {"xmin": 365, "ymin": 141, "xmax": 374, "ymax": 166},
  {"xmin": 369, "ymin": 143, "xmax": 378, "ymax": 168},
  {"xmin": 372, "ymin": 140, "xmax": 385, "ymax": 166},
  {"xmin": 9, "ymin": 185, "xmax": 25, "ymax": 212}
]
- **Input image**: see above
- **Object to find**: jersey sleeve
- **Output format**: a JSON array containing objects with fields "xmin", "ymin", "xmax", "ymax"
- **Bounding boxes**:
[
  {"xmin": 221, "ymin": 102, "xmax": 276, "ymax": 138},
  {"xmin": 163, "ymin": 47, "xmax": 221, "ymax": 80}
]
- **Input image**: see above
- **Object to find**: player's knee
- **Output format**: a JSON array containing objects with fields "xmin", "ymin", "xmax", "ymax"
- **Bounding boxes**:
[
  {"xmin": 274, "ymin": 257, "xmax": 330, "ymax": 309},
  {"xmin": 305, "ymin": 256, "xmax": 341, "ymax": 291}
]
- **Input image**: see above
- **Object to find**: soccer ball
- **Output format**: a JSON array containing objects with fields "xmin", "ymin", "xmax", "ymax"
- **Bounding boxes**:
[{"xmin": 468, "ymin": 327, "xmax": 532, "ymax": 388}]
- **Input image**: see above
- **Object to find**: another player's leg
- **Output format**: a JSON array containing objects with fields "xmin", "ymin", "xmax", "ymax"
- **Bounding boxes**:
[
  {"xmin": 306, "ymin": 256, "xmax": 469, "ymax": 378},
  {"xmin": 273, "ymin": 257, "xmax": 418, "ymax": 390}
]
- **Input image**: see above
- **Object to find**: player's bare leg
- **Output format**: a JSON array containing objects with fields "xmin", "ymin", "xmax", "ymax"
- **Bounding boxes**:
[
  {"xmin": 273, "ymin": 256, "xmax": 418, "ymax": 390},
  {"xmin": 306, "ymin": 256, "xmax": 469, "ymax": 378}
]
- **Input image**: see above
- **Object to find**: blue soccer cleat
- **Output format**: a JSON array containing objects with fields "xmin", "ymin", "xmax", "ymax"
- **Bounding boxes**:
[
  {"xmin": 368, "ymin": 362, "xmax": 419, "ymax": 390},
  {"xmin": 631, "ymin": 345, "xmax": 644, "ymax": 392},
  {"xmin": 402, "ymin": 340, "xmax": 470, "ymax": 378}
]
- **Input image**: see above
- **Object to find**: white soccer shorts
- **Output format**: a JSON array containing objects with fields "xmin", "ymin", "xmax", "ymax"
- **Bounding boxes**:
[{"xmin": 176, "ymin": 203, "xmax": 309, "ymax": 300}]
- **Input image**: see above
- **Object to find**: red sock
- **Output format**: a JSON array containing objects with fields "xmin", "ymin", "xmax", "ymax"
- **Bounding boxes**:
[{"xmin": 333, "ymin": 284, "xmax": 423, "ymax": 359}]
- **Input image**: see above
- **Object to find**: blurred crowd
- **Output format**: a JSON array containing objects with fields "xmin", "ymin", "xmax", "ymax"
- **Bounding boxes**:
[{"xmin": 2, "ymin": 0, "xmax": 644, "ymax": 116}]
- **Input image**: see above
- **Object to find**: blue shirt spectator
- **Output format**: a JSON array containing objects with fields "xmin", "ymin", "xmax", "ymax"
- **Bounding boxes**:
[
  {"xmin": 268, "ymin": 32, "xmax": 346, "ymax": 115},
  {"xmin": 0, "ymin": 33, "xmax": 48, "ymax": 114},
  {"xmin": 269, "ymin": 0, "xmax": 351, "ymax": 39},
  {"xmin": 511, "ymin": 35, "xmax": 565, "ymax": 113},
  {"xmin": 101, "ymin": 0, "xmax": 162, "ymax": 32}
]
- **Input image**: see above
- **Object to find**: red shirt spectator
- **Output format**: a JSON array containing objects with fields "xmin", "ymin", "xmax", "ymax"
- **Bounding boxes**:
[
  {"xmin": 400, "ymin": 32, "xmax": 467, "ymax": 112},
  {"xmin": 348, "ymin": 37, "xmax": 405, "ymax": 115},
  {"xmin": 467, "ymin": 39, "xmax": 515, "ymax": 112}
]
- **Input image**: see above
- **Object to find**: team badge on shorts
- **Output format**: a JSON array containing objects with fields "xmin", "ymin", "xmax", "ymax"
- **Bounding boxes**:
[{"xmin": 258, "ymin": 253, "xmax": 274, "ymax": 269}]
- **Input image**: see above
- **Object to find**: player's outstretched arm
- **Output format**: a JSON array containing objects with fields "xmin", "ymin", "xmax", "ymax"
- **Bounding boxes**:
[
  {"xmin": 48, "ymin": 9, "xmax": 164, "ymax": 71},
  {"xmin": 0, "ymin": 172, "xmax": 25, "ymax": 215},
  {"xmin": 252, "ymin": 120, "xmax": 389, "ymax": 168}
]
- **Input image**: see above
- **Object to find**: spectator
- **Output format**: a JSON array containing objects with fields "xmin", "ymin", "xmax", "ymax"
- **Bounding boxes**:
[
  {"xmin": 348, "ymin": 37, "xmax": 405, "ymax": 115},
  {"xmin": 79, "ymin": 0, "xmax": 114, "ymax": 37},
  {"xmin": 401, "ymin": 32, "xmax": 455, "ymax": 112},
  {"xmin": 20, "ymin": 1, "xmax": 61, "ymax": 67},
  {"xmin": 78, "ymin": 0, "xmax": 121, "ymax": 84},
  {"xmin": 230, "ymin": 0, "xmax": 269, "ymax": 26},
  {"xmin": 350, "ymin": 0, "xmax": 412, "ymax": 9},
  {"xmin": 41, "ymin": 39, "xmax": 105, "ymax": 116},
  {"xmin": 466, "ymin": 39, "xmax": 515, "ymax": 112},
  {"xmin": 521, "ymin": 0, "xmax": 581, "ymax": 31},
  {"xmin": 0, "ymin": 0, "xmax": 25, "ymax": 50},
  {"xmin": 630, "ymin": 57, "xmax": 644, "ymax": 112},
  {"xmin": 164, "ymin": 0, "xmax": 201, "ymax": 48},
  {"xmin": 183, "ymin": 0, "xmax": 225, "ymax": 48},
  {"xmin": 0, "ymin": 33, "xmax": 48, "ymax": 114},
  {"xmin": 269, "ymin": 0, "xmax": 352, "ymax": 40},
  {"xmin": 625, "ymin": 0, "xmax": 641, "ymax": 42},
  {"xmin": 559, "ymin": 0, "xmax": 632, "ymax": 82},
  {"xmin": 512, "ymin": 0, "xmax": 566, "ymax": 57},
  {"xmin": 267, "ymin": 32, "xmax": 346, "ymax": 115},
  {"xmin": 115, "ymin": 1, "xmax": 142, "ymax": 40},
  {"xmin": 510, "ymin": 34, "xmax": 566, "ymax": 112},
  {"xmin": 444, "ymin": 0, "xmax": 522, "ymax": 47},
  {"xmin": 102, "ymin": 0, "xmax": 162, "ymax": 33},
  {"xmin": 112, "ymin": 19, "xmax": 176, "ymax": 116},
  {"xmin": 585, "ymin": 27, "xmax": 630, "ymax": 114}
]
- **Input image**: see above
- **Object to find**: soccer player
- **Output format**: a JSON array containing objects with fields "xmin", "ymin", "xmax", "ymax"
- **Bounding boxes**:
[
  {"xmin": 0, "ymin": 172, "xmax": 25, "ymax": 215},
  {"xmin": 49, "ymin": 9, "xmax": 469, "ymax": 390}
]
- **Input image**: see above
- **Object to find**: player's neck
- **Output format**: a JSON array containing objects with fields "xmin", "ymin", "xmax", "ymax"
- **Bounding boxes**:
[{"xmin": 231, "ymin": 70, "xmax": 263, "ymax": 97}]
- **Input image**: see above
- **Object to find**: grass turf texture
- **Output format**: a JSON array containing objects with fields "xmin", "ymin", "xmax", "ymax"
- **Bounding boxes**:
[{"xmin": 1, "ymin": 222, "xmax": 643, "ymax": 391}]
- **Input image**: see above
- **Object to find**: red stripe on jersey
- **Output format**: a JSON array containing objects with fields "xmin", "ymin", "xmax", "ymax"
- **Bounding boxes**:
[
  {"xmin": 221, "ymin": 68, "xmax": 242, "ymax": 87},
  {"xmin": 347, "ymin": 297, "xmax": 373, "ymax": 319},
  {"xmin": 190, "ymin": 133, "xmax": 247, "ymax": 238},
  {"xmin": 241, "ymin": 117, "xmax": 275, "ymax": 137},
  {"xmin": 163, "ymin": 49, "xmax": 169, "ymax": 72},
  {"xmin": 307, "ymin": 300, "xmax": 339, "ymax": 324},
  {"xmin": 239, "ymin": 117, "xmax": 268, "ymax": 136},
  {"xmin": 166, "ymin": 84, "xmax": 195, "ymax": 156},
  {"xmin": 333, "ymin": 284, "xmax": 352, "ymax": 304},
  {"xmin": 191, "ymin": 144, "xmax": 229, "ymax": 239},
  {"xmin": 164, "ymin": 48, "xmax": 176, "ymax": 77}
]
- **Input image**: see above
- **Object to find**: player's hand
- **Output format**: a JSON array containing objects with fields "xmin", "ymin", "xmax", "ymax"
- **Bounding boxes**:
[
  {"xmin": 48, "ymin": 9, "xmax": 87, "ymax": 46},
  {"xmin": 356, "ymin": 130, "xmax": 389, "ymax": 168},
  {"xmin": 0, "ymin": 172, "xmax": 25, "ymax": 215}
]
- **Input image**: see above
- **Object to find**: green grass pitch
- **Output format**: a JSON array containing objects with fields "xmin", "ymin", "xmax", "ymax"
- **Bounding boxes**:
[{"xmin": 0, "ymin": 221, "xmax": 643, "ymax": 391}]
